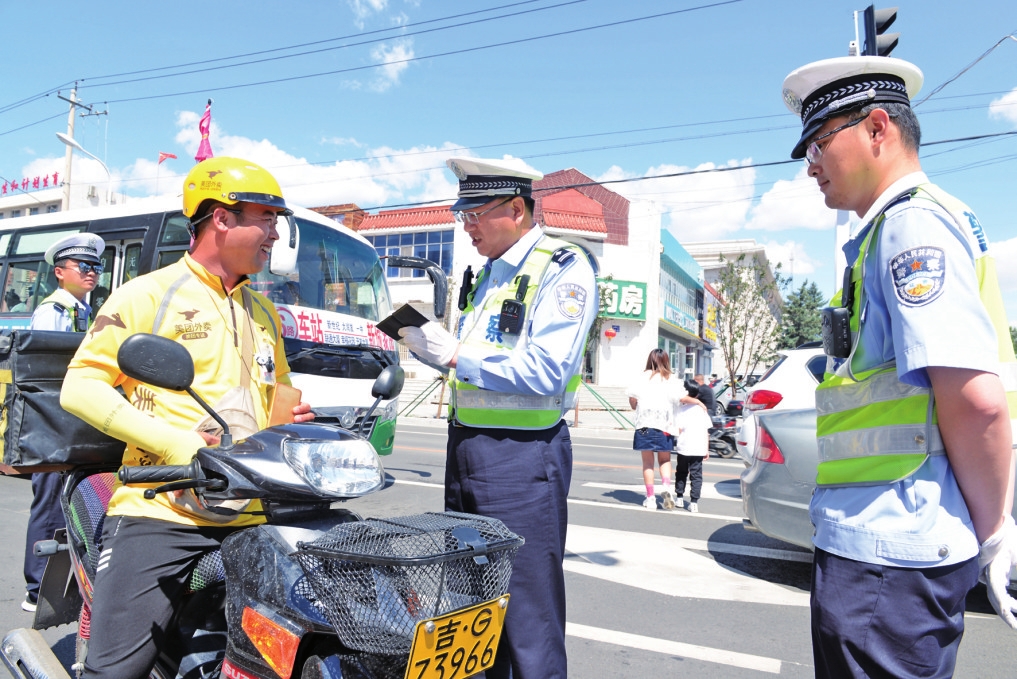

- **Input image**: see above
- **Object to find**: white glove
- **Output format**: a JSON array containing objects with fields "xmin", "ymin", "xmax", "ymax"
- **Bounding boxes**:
[
  {"xmin": 978, "ymin": 514, "xmax": 1017, "ymax": 630},
  {"xmin": 398, "ymin": 322, "xmax": 458, "ymax": 367}
]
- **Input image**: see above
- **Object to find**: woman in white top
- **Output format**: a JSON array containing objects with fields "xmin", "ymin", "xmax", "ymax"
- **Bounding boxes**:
[{"xmin": 626, "ymin": 349, "xmax": 686, "ymax": 510}]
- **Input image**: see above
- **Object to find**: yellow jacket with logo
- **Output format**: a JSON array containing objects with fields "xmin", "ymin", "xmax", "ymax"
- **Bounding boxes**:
[{"xmin": 61, "ymin": 254, "xmax": 290, "ymax": 527}]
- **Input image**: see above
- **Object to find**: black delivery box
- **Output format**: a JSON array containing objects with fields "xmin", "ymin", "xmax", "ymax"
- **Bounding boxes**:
[{"xmin": 0, "ymin": 330, "xmax": 125, "ymax": 474}]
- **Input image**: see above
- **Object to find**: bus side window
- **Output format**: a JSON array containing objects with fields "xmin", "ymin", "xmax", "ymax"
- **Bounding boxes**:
[
  {"xmin": 3, "ymin": 260, "xmax": 49, "ymax": 314},
  {"xmin": 123, "ymin": 243, "xmax": 143, "ymax": 282}
]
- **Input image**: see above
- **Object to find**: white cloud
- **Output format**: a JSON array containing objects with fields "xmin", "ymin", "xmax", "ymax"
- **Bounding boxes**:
[
  {"xmin": 33, "ymin": 109, "xmax": 461, "ymax": 209},
  {"xmin": 322, "ymin": 137, "xmax": 367, "ymax": 149},
  {"xmin": 761, "ymin": 239, "xmax": 821, "ymax": 280},
  {"xmin": 988, "ymin": 88, "xmax": 1017, "ymax": 126},
  {"xmin": 599, "ymin": 160, "xmax": 757, "ymax": 240},
  {"xmin": 369, "ymin": 40, "xmax": 414, "ymax": 92},
  {"xmin": 18, "ymin": 155, "xmax": 121, "ymax": 199},
  {"xmin": 348, "ymin": 0, "xmax": 388, "ymax": 29},
  {"xmin": 745, "ymin": 165, "xmax": 835, "ymax": 232}
]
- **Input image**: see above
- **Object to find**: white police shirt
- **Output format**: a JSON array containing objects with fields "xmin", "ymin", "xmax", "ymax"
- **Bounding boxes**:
[
  {"xmin": 810, "ymin": 172, "xmax": 1000, "ymax": 567},
  {"xmin": 30, "ymin": 288, "xmax": 90, "ymax": 332},
  {"xmin": 455, "ymin": 226, "xmax": 597, "ymax": 396}
]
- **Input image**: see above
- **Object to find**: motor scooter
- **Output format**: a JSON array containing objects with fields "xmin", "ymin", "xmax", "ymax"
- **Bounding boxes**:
[
  {"xmin": 2, "ymin": 333, "xmax": 521, "ymax": 679},
  {"xmin": 708, "ymin": 415, "xmax": 738, "ymax": 459}
]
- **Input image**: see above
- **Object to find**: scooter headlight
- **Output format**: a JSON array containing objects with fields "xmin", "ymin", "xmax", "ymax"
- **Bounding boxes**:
[{"xmin": 282, "ymin": 438, "xmax": 385, "ymax": 497}]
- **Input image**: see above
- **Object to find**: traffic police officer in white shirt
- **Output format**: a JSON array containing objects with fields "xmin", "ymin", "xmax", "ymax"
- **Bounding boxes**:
[
  {"xmin": 21, "ymin": 232, "xmax": 104, "ymax": 612},
  {"xmin": 398, "ymin": 156, "xmax": 597, "ymax": 679},
  {"xmin": 31, "ymin": 233, "xmax": 105, "ymax": 332},
  {"xmin": 783, "ymin": 54, "xmax": 1017, "ymax": 677}
]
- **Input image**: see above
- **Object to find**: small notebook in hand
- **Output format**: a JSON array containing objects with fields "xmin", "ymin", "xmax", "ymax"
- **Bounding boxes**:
[{"xmin": 377, "ymin": 304, "xmax": 430, "ymax": 340}]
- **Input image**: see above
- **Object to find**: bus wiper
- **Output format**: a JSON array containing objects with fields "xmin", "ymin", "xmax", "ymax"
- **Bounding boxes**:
[{"xmin": 287, "ymin": 344, "xmax": 395, "ymax": 367}]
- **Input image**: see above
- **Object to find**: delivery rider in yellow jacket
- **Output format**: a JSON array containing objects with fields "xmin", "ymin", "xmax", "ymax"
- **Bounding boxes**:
[{"xmin": 60, "ymin": 157, "xmax": 313, "ymax": 679}]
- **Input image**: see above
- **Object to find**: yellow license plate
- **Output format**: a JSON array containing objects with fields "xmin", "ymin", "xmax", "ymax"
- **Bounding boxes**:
[{"xmin": 404, "ymin": 595, "xmax": 510, "ymax": 679}]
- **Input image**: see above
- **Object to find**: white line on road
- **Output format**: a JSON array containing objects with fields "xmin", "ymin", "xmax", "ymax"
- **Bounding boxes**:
[
  {"xmin": 582, "ymin": 481, "xmax": 741, "ymax": 502},
  {"xmin": 565, "ymin": 524, "xmax": 811, "ymax": 607},
  {"xmin": 566, "ymin": 622, "xmax": 782, "ymax": 674},
  {"xmin": 390, "ymin": 479, "xmax": 743, "ymax": 520}
]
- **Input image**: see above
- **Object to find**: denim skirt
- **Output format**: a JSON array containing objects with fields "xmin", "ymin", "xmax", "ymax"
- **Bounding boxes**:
[{"xmin": 633, "ymin": 427, "xmax": 674, "ymax": 452}]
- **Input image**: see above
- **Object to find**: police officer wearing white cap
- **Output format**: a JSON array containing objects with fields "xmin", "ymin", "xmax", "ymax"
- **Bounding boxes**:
[
  {"xmin": 397, "ymin": 156, "xmax": 597, "ymax": 679},
  {"xmin": 784, "ymin": 54, "xmax": 1017, "ymax": 676},
  {"xmin": 19, "ymin": 232, "xmax": 106, "ymax": 612},
  {"xmin": 31, "ymin": 232, "xmax": 105, "ymax": 332}
]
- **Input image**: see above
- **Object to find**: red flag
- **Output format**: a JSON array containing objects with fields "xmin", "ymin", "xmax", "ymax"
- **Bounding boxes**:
[
  {"xmin": 195, "ymin": 100, "xmax": 214, "ymax": 163},
  {"xmin": 158, "ymin": 152, "xmax": 177, "ymax": 165}
]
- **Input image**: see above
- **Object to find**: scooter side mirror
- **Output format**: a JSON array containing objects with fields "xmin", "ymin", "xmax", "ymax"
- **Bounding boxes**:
[
  {"xmin": 371, "ymin": 365, "xmax": 405, "ymax": 400},
  {"xmin": 117, "ymin": 334, "xmax": 194, "ymax": 391}
]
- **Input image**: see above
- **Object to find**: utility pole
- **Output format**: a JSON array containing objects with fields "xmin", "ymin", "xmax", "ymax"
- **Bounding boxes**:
[
  {"xmin": 57, "ymin": 85, "xmax": 106, "ymax": 210},
  {"xmin": 59, "ymin": 85, "xmax": 77, "ymax": 211}
]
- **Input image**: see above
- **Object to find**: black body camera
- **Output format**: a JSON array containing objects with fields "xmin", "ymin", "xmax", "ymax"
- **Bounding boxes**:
[{"xmin": 499, "ymin": 275, "xmax": 531, "ymax": 335}]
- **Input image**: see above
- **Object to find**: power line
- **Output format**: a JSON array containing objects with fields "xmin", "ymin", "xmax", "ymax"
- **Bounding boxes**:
[
  {"xmin": 79, "ymin": 0, "xmax": 562, "ymax": 83},
  {"xmin": 0, "ymin": 0, "xmax": 574, "ymax": 114},
  {"xmin": 83, "ymin": 0, "xmax": 595, "ymax": 90},
  {"xmin": 97, "ymin": 1, "xmax": 746, "ymax": 104},
  {"xmin": 914, "ymin": 32, "xmax": 1017, "ymax": 107}
]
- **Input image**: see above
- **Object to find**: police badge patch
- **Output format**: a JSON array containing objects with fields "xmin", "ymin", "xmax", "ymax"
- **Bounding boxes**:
[
  {"xmin": 556, "ymin": 284, "xmax": 587, "ymax": 319},
  {"xmin": 890, "ymin": 247, "xmax": 945, "ymax": 307}
]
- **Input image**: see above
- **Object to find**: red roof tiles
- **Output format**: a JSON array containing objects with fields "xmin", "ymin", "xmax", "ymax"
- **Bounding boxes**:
[{"xmin": 358, "ymin": 205, "xmax": 456, "ymax": 231}]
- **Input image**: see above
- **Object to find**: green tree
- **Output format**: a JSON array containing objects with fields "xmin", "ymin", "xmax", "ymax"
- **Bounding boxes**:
[
  {"xmin": 1011, "ymin": 325, "xmax": 1017, "ymax": 355},
  {"xmin": 714, "ymin": 254, "xmax": 786, "ymax": 390},
  {"xmin": 779, "ymin": 280, "xmax": 824, "ymax": 349}
]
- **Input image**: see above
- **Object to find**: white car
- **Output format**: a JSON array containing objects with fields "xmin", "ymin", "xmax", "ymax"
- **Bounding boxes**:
[{"xmin": 735, "ymin": 342, "xmax": 827, "ymax": 465}]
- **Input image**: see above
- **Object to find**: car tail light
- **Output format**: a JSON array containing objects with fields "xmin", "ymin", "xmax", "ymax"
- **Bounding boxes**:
[
  {"xmin": 756, "ymin": 424, "xmax": 785, "ymax": 464},
  {"xmin": 745, "ymin": 389, "xmax": 783, "ymax": 411}
]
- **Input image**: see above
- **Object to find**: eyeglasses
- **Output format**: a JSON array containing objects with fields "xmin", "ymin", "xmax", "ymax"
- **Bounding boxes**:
[
  {"xmin": 804, "ymin": 113, "xmax": 870, "ymax": 165},
  {"xmin": 59, "ymin": 260, "xmax": 104, "ymax": 275},
  {"xmin": 453, "ymin": 197, "xmax": 513, "ymax": 225},
  {"xmin": 225, "ymin": 208, "xmax": 280, "ymax": 228}
]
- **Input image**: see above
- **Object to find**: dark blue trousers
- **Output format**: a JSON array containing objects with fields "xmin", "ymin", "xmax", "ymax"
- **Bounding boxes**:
[
  {"xmin": 24, "ymin": 472, "xmax": 65, "ymax": 601},
  {"xmin": 446, "ymin": 421, "xmax": 572, "ymax": 679},
  {"xmin": 811, "ymin": 548, "xmax": 979, "ymax": 679}
]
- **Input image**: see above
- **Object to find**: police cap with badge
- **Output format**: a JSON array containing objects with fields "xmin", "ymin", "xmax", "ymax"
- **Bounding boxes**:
[
  {"xmin": 782, "ymin": 56, "xmax": 923, "ymax": 357},
  {"xmin": 447, "ymin": 156, "xmax": 548, "ymax": 334},
  {"xmin": 45, "ymin": 233, "xmax": 105, "ymax": 266},
  {"xmin": 446, "ymin": 156, "xmax": 543, "ymax": 212},
  {"xmin": 782, "ymin": 55, "xmax": 923, "ymax": 160}
]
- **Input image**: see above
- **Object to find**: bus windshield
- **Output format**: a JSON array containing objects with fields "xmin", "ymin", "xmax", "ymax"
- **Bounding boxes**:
[{"xmin": 250, "ymin": 214, "xmax": 398, "ymax": 375}]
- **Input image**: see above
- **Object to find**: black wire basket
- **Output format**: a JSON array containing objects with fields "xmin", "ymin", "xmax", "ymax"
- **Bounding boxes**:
[{"xmin": 295, "ymin": 512, "xmax": 523, "ymax": 656}]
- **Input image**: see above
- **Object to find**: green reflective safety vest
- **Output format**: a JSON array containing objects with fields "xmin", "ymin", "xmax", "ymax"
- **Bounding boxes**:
[
  {"xmin": 816, "ymin": 184, "xmax": 1017, "ymax": 487},
  {"xmin": 37, "ymin": 291, "xmax": 88, "ymax": 332},
  {"xmin": 449, "ymin": 235, "xmax": 586, "ymax": 429}
]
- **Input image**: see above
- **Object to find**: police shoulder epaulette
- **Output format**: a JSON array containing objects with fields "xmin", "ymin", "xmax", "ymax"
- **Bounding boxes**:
[
  {"xmin": 551, "ymin": 248, "xmax": 575, "ymax": 265},
  {"xmin": 882, "ymin": 188, "xmax": 916, "ymax": 214},
  {"xmin": 48, "ymin": 302, "xmax": 67, "ymax": 313}
]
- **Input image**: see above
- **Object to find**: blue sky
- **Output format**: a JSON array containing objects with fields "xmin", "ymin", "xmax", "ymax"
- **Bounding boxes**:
[{"xmin": 3, "ymin": 0, "xmax": 1016, "ymax": 320}]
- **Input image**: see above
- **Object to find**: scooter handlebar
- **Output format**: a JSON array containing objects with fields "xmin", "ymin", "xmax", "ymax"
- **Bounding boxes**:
[{"xmin": 119, "ymin": 464, "xmax": 194, "ymax": 485}]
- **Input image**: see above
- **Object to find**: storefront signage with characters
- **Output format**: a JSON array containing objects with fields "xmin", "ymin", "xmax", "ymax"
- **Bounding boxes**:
[
  {"xmin": 703, "ymin": 303, "xmax": 718, "ymax": 343},
  {"xmin": 662, "ymin": 301, "xmax": 698, "ymax": 336},
  {"xmin": 597, "ymin": 278, "xmax": 647, "ymax": 321},
  {"xmin": 276, "ymin": 304, "xmax": 396, "ymax": 351}
]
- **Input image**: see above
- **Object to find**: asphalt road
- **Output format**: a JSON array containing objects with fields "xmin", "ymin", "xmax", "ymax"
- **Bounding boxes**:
[{"xmin": 0, "ymin": 419, "xmax": 1013, "ymax": 677}]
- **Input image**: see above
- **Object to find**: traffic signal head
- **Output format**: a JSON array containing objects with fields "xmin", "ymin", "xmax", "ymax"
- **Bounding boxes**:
[{"xmin": 863, "ymin": 5, "xmax": 899, "ymax": 56}]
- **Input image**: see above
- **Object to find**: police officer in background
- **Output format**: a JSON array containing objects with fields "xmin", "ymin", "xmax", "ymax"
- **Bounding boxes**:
[
  {"xmin": 783, "ymin": 55, "xmax": 1017, "ymax": 677},
  {"xmin": 33, "ymin": 233, "xmax": 105, "ymax": 332},
  {"xmin": 20, "ymin": 232, "xmax": 105, "ymax": 612},
  {"xmin": 398, "ymin": 157, "xmax": 597, "ymax": 678}
]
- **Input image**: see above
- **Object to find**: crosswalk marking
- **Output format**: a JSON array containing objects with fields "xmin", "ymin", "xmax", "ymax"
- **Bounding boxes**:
[
  {"xmin": 581, "ymin": 480, "xmax": 741, "ymax": 502},
  {"xmin": 565, "ymin": 524, "xmax": 811, "ymax": 608},
  {"xmin": 566, "ymin": 622, "xmax": 782, "ymax": 674}
]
